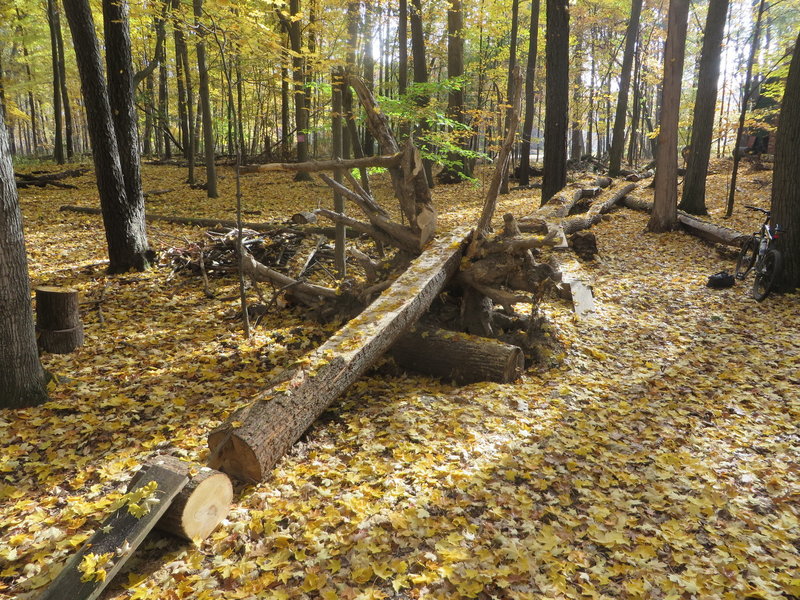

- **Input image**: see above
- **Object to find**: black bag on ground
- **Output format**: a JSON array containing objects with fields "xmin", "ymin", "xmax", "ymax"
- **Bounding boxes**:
[{"xmin": 707, "ymin": 271, "xmax": 735, "ymax": 288}]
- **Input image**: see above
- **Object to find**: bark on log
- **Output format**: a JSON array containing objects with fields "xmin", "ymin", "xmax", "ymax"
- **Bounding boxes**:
[
  {"xmin": 621, "ymin": 196, "xmax": 748, "ymax": 246},
  {"xmin": 128, "ymin": 455, "xmax": 232, "ymax": 542},
  {"xmin": 240, "ymin": 152, "xmax": 403, "ymax": 174},
  {"xmin": 561, "ymin": 182, "xmax": 637, "ymax": 235},
  {"xmin": 537, "ymin": 176, "xmax": 614, "ymax": 222},
  {"xmin": 391, "ymin": 325, "xmax": 524, "ymax": 384},
  {"xmin": 208, "ymin": 227, "xmax": 471, "ymax": 482},
  {"xmin": 36, "ymin": 286, "xmax": 84, "ymax": 354},
  {"xmin": 39, "ymin": 463, "xmax": 188, "ymax": 600}
]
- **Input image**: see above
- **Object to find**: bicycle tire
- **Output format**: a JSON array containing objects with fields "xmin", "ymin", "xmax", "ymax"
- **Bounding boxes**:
[
  {"xmin": 752, "ymin": 248, "xmax": 782, "ymax": 301},
  {"xmin": 735, "ymin": 237, "xmax": 758, "ymax": 280}
]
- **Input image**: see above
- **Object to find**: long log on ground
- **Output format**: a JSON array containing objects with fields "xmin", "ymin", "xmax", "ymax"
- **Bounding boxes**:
[
  {"xmin": 60, "ymin": 205, "xmax": 356, "ymax": 238},
  {"xmin": 39, "ymin": 463, "xmax": 189, "ymax": 600},
  {"xmin": 128, "ymin": 455, "xmax": 232, "ymax": 542},
  {"xmin": 561, "ymin": 182, "xmax": 637, "ymax": 235},
  {"xmin": 536, "ymin": 176, "xmax": 614, "ymax": 222},
  {"xmin": 208, "ymin": 227, "xmax": 471, "ymax": 482},
  {"xmin": 621, "ymin": 196, "xmax": 748, "ymax": 247},
  {"xmin": 391, "ymin": 325, "xmax": 524, "ymax": 384},
  {"xmin": 240, "ymin": 152, "xmax": 403, "ymax": 174}
]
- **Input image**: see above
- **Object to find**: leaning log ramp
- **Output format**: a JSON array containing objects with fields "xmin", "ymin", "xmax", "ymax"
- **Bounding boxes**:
[{"xmin": 208, "ymin": 227, "xmax": 471, "ymax": 482}]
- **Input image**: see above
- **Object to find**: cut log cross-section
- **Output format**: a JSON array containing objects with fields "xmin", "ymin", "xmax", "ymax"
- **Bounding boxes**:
[
  {"xmin": 36, "ymin": 286, "xmax": 85, "ymax": 354},
  {"xmin": 208, "ymin": 227, "xmax": 471, "ymax": 482},
  {"xmin": 128, "ymin": 455, "xmax": 233, "ymax": 542}
]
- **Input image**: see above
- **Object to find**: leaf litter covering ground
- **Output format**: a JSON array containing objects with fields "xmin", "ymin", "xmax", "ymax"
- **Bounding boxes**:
[{"xmin": 1, "ymin": 160, "xmax": 799, "ymax": 600}]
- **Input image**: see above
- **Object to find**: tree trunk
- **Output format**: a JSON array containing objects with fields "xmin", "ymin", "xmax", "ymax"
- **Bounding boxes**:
[
  {"xmin": 54, "ymin": 3, "xmax": 74, "ymax": 159},
  {"xmin": 725, "ymin": 0, "xmax": 767, "ymax": 217},
  {"xmin": 158, "ymin": 27, "xmax": 170, "ymax": 160},
  {"xmin": 144, "ymin": 72, "xmax": 154, "ymax": 155},
  {"xmin": 175, "ymin": 14, "xmax": 195, "ymax": 183},
  {"xmin": 288, "ymin": 0, "xmax": 311, "ymax": 181},
  {"xmin": 608, "ymin": 0, "xmax": 643, "ymax": 176},
  {"xmin": 173, "ymin": 0, "xmax": 189, "ymax": 159},
  {"xmin": 542, "ymin": 0, "xmax": 569, "ymax": 204},
  {"xmin": 570, "ymin": 40, "xmax": 583, "ymax": 161},
  {"xmin": 410, "ymin": 0, "xmax": 433, "ymax": 188},
  {"xmin": 648, "ymin": 0, "xmax": 688, "ymax": 233},
  {"xmin": 398, "ymin": 0, "xmax": 408, "ymax": 97},
  {"xmin": 518, "ymin": 0, "xmax": 540, "ymax": 187},
  {"xmin": 194, "ymin": 0, "xmax": 218, "ymax": 197},
  {"xmin": 500, "ymin": 0, "xmax": 520, "ymax": 194},
  {"xmin": 678, "ymin": 0, "xmax": 729, "ymax": 215},
  {"xmin": 47, "ymin": 0, "xmax": 65, "ymax": 164},
  {"xmin": 439, "ymin": 0, "xmax": 469, "ymax": 183},
  {"xmin": 63, "ymin": 0, "xmax": 152, "ymax": 272},
  {"xmin": 361, "ymin": 1, "xmax": 375, "ymax": 156},
  {"xmin": 0, "ymin": 109, "xmax": 48, "ymax": 409},
  {"xmin": 771, "ymin": 30, "xmax": 800, "ymax": 292}
]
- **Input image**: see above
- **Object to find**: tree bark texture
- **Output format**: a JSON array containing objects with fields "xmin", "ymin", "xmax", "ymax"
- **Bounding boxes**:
[
  {"xmin": 648, "ymin": 0, "xmax": 688, "ymax": 233},
  {"xmin": 608, "ymin": 0, "xmax": 643, "ymax": 176},
  {"xmin": 35, "ymin": 286, "xmax": 84, "ymax": 354},
  {"xmin": 771, "ymin": 30, "xmax": 800, "ymax": 292},
  {"xmin": 288, "ymin": 0, "xmax": 311, "ymax": 180},
  {"xmin": 390, "ymin": 325, "xmax": 524, "ymax": 384},
  {"xmin": 47, "ymin": 0, "xmax": 65, "ymax": 164},
  {"xmin": 678, "ymin": 0, "xmax": 729, "ymax": 215},
  {"xmin": 55, "ymin": 6, "xmax": 74, "ymax": 158},
  {"xmin": 63, "ymin": 0, "xmax": 152, "ymax": 272},
  {"xmin": 193, "ymin": 0, "xmax": 218, "ymax": 197},
  {"xmin": 518, "ymin": 0, "xmax": 541, "ymax": 187},
  {"xmin": 208, "ymin": 227, "xmax": 470, "ymax": 482},
  {"xmin": 542, "ymin": 0, "xmax": 569, "ymax": 204},
  {"xmin": 0, "ymin": 110, "xmax": 48, "ymax": 408}
]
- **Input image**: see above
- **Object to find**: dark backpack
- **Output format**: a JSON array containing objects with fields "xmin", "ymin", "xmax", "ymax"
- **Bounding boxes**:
[{"xmin": 707, "ymin": 271, "xmax": 735, "ymax": 289}]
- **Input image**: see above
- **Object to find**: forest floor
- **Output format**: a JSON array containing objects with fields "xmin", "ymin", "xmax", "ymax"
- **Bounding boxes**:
[{"xmin": 2, "ymin": 157, "xmax": 799, "ymax": 600}]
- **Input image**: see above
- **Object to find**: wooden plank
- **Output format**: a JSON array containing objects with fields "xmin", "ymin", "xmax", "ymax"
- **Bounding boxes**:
[
  {"xmin": 208, "ymin": 227, "xmax": 471, "ymax": 482},
  {"xmin": 39, "ymin": 464, "xmax": 189, "ymax": 600}
]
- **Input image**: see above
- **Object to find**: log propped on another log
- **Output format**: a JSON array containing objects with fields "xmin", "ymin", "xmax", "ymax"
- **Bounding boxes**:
[
  {"xmin": 208, "ymin": 227, "xmax": 471, "ymax": 483},
  {"xmin": 621, "ymin": 195, "xmax": 748, "ymax": 247}
]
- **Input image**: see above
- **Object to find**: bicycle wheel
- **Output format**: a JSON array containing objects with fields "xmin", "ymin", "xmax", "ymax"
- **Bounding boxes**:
[
  {"xmin": 752, "ymin": 248, "xmax": 782, "ymax": 301},
  {"xmin": 735, "ymin": 237, "xmax": 758, "ymax": 280}
]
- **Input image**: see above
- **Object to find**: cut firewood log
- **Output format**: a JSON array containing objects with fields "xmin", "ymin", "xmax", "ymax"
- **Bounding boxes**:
[
  {"xmin": 390, "ymin": 325, "xmax": 525, "ymax": 384},
  {"xmin": 291, "ymin": 211, "xmax": 317, "ymax": 224},
  {"xmin": 39, "ymin": 463, "xmax": 189, "ymax": 600},
  {"xmin": 128, "ymin": 455, "xmax": 232, "ymax": 543},
  {"xmin": 36, "ymin": 286, "xmax": 84, "ymax": 354},
  {"xmin": 208, "ymin": 227, "xmax": 471, "ymax": 482},
  {"xmin": 620, "ymin": 196, "xmax": 748, "ymax": 247}
]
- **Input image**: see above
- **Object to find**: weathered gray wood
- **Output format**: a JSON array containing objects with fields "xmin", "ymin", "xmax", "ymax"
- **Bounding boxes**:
[
  {"xmin": 39, "ymin": 464, "xmax": 188, "ymax": 600},
  {"xmin": 208, "ymin": 227, "xmax": 470, "ymax": 482}
]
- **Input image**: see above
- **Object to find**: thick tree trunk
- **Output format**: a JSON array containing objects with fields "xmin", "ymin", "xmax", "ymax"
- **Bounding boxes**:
[
  {"xmin": 648, "ymin": 0, "xmax": 688, "ymax": 233},
  {"xmin": 0, "ymin": 111, "xmax": 48, "ymax": 409},
  {"xmin": 771, "ymin": 30, "xmax": 800, "ymax": 291},
  {"xmin": 208, "ymin": 228, "xmax": 470, "ymax": 482},
  {"xmin": 398, "ymin": 0, "xmax": 408, "ymax": 96},
  {"xmin": 63, "ymin": 0, "xmax": 152, "ymax": 272},
  {"xmin": 608, "ymin": 0, "xmax": 643, "ymax": 176},
  {"xmin": 542, "ymin": 0, "xmax": 569, "ymax": 204},
  {"xmin": 410, "ymin": 0, "xmax": 433, "ymax": 188},
  {"xmin": 193, "ymin": 0, "xmax": 218, "ymax": 197},
  {"xmin": 500, "ymin": 0, "xmax": 520, "ymax": 194},
  {"xmin": 518, "ymin": 0, "xmax": 541, "ymax": 187},
  {"xmin": 678, "ymin": 0, "xmax": 729, "ymax": 215},
  {"xmin": 438, "ymin": 0, "xmax": 469, "ymax": 183}
]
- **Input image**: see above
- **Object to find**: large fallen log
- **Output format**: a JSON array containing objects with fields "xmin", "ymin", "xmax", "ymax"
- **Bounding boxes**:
[
  {"xmin": 561, "ymin": 182, "xmax": 637, "ymax": 235},
  {"xmin": 208, "ymin": 227, "xmax": 471, "ymax": 482},
  {"xmin": 621, "ymin": 196, "xmax": 748, "ymax": 247},
  {"xmin": 390, "ymin": 325, "xmax": 524, "ymax": 384}
]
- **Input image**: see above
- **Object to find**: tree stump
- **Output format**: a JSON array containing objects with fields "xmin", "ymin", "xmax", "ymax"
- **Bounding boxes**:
[
  {"xmin": 35, "ymin": 286, "xmax": 84, "ymax": 354},
  {"xmin": 568, "ymin": 231, "xmax": 598, "ymax": 260}
]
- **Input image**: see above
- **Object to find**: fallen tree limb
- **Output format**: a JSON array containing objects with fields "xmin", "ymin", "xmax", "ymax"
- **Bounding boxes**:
[
  {"xmin": 391, "ymin": 325, "xmax": 524, "ymax": 384},
  {"xmin": 561, "ymin": 182, "xmax": 637, "ymax": 235},
  {"xmin": 621, "ymin": 196, "xmax": 748, "ymax": 247},
  {"xmin": 208, "ymin": 227, "xmax": 470, "ymax": 482},
  {"xmin": 239, "ymin": 152, "xmax": 403, "ymax": 174}
]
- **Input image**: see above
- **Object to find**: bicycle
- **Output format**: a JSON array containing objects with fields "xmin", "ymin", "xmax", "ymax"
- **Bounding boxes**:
[{"xmin": 735, "ymin": 205, "xmax": 784, "ymax": 301}]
